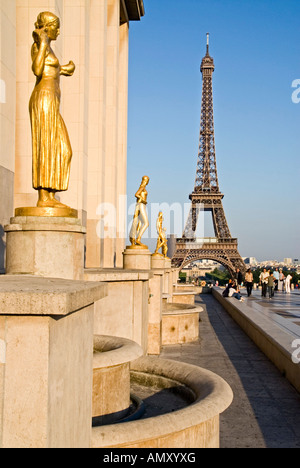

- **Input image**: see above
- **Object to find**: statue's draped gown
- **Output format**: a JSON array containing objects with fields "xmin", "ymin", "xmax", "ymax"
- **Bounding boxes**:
[{"xmin": 29, "ymin": 47, "xmax": 72, "ymax": 191}]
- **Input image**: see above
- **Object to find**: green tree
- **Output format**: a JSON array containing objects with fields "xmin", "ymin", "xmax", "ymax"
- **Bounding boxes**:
[
  {"xmin": 252, "ymin": 268, "xmax": 262, "ymax": 284},
  {"xmin": 205, "ymin": 268, "xmax": 230, "ymax": 286},
  {"xmin": 179, "ymin": 271, "xmax": 186, "ymax": 283}
]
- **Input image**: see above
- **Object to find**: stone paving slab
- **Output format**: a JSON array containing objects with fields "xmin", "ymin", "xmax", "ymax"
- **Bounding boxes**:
[
  {"xmin": 160, "ymin": 293, "xmax": 300, "ymax": 448},
  {"xmin": 241, "ymin": 289, "xmax": 300, "ymax": 338}
]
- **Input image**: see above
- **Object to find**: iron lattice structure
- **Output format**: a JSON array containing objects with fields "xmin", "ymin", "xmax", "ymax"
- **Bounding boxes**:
[{"xmin": 172, "ymin": 35, "xmax": 245, "ymax": 277}]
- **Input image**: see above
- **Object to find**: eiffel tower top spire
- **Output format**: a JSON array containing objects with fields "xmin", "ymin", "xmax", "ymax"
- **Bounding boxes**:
[
  {"xmin": 200, "ymin": 32, "xmax": 214, "ymax": 74},
  {"xmin": 206, "ymin": 32, "xmax": 210, "ymax": 55},
  {"xmin": 195, "ymin": 33, "xmax": 218, "ymax": 193}
]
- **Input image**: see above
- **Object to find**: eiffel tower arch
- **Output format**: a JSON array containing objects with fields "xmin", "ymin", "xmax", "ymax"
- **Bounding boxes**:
[{"xmin": 172, "ymin": 34, "xmax": 245, "ymax": 278}]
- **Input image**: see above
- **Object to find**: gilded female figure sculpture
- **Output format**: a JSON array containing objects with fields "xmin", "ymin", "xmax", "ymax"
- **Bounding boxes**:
[
  {"xmin": 29, "ymin": 12, "xmax": 75, "ymax": 210},
  {"xmin": 129, "ymin": 176, "xmax": 150, "ymax": 248},
  {"xmin": 154, "ymin": 211, "xmax": 168, "ymax": 257}
]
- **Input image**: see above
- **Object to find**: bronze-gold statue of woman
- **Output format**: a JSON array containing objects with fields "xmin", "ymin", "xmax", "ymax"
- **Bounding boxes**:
[
  {"xmin": 29, "ymin": 12, "xmax": 75, "ymax": 209},
  {"xmin": 129, "ymin": 176, "xmax": 150, "ymax": 248},
  {"xmin": 154, "ymin": 211, "xmax": 168, "ymax": 257}
]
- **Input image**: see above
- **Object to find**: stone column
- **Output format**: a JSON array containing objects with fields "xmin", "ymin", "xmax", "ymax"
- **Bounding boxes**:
[
  {"xmin": 85, "ymin": 0, "xmax": 107, "ymax": 268},
  {"xmin": 115, "ymin": 21, "xmax": 129, "ymax": 267},
  {"xmin": 85, "ymin": 0, "xmax": 129, "ymax": 270},
  {"xmin": 102, "ymin": 0, "xmax": 120, "ymax": 268},
  {"xmin": 0, "ymin": 0, "xmax": 15, "ymax": 273},
  {"xmin": 0, "ymin": 275, "xmax": 107, "ymax": 448}
]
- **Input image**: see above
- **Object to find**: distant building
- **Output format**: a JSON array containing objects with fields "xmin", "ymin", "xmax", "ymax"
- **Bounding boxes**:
[
  {"xmin": 243, "ymin": 257, "xmax": 258, "ymax": 266},
  {"xmin": 167, "ymin": 234, "xmax": 177, "ymax": 259}
]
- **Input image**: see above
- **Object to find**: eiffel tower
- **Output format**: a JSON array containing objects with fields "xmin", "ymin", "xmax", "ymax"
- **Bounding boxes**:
[{"xmin": 171, "ymin": 34, "xmax": 245, "ymax": 277}]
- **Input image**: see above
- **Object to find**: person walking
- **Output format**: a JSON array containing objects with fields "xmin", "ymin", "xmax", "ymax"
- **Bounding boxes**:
[
  {"xmin": 245, "ymin": 268, "xmax": 254, "ymax": 297},
  {"xmin": 278, "ymin": 269, "xmax": 284, "ymax": 292},
  {"xmin": 267, "ymin": 271, "xmax": 275, "ymax": 299},
  {"xmin": 260, "ymin": 268, "xmax": 269, "ymax": 298},
  {"xmin": 273, "ymin": 268, "xmax": 279, "ymax": 292},
  {"xmin": 285, "ymin": 273, "xmax": 292, "ymax": 294},
  {"xmin": 235, "ymin": 268, "xmax": 243, "ymax": 287}
]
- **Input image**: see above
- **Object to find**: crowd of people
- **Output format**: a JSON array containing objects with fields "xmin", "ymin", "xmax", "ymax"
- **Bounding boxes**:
[
  {"xmin": 258, "ymin": 267, "xmax": 292, "ymax": 298},
  {"xmin": 222, "ymin": 267, "xmax": 294, "ymax": 302}
]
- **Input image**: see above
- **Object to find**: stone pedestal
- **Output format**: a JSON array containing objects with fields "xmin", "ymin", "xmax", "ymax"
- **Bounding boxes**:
[
  {"xmin": 163, "ymin": 257, "xmax": 173, "ymax": 302},
  {"xmin": 4, "ymin": 216, "xmax": 86, "ymax": 280},
  {"xmin": 84, "ymin": 269, "xmax": 151, "ymax": 354},
  {"xmin": 122, "ymin": 246, "xmax": 151, "ymax": 270},
  {"xmin": 151, "ymin": 253, "xmax": 165, "ymax": 269},
  {"xmin": 147, "ymin": 254, "xmax": 165, "ymax": 355},
  {"xmin": 0, "ymin": 275, "xmax": 107, "ymax": 448}
]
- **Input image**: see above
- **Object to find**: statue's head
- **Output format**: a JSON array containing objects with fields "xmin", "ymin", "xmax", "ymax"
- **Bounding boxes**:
[
  {"xmin": 141, "ymin": 175, "xmax": 149, "ymax": 185},
  {"xmin": 34, "ymin": 12, "xmax": 60, "ymax": 40}
]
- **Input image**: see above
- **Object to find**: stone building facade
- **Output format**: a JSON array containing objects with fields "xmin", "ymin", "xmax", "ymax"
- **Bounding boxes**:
[{"xmin": 0, "ymin": 0, "xmax": 144, "ymax": 272}]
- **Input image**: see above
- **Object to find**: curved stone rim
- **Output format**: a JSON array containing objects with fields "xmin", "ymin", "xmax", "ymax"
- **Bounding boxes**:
[
  {"xmin": 92, "ymin": 355, "xmax": 233, "ymax": 447},
  {"xmin": 93, "ymin": 335, "xmax": 143, "ymax": 369},
  {"xmin": 162, "ymin": 304, "xmax": 204, "ymax": 316}
]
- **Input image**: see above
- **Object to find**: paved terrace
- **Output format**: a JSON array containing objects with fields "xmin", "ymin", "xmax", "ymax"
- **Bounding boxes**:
[
  {"xmin": 239, "ymin": 288, "xmax": 300, "ymax": 339},
  {"xmin": 160, "ymin": 289, "xmax": 300, "ymax": 448}
]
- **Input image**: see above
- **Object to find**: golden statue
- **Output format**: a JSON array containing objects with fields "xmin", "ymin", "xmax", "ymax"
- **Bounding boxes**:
[
  {"xmin": 16, "ymin": 12, "xmax": 76, "ymax": 217},
  {"xmin": 154, "ymin": 211, "xmax": 168, "ymax": 257},
  {"xmin": 129, "ymin": 176, "xmax": 150, "ymax": 249}
]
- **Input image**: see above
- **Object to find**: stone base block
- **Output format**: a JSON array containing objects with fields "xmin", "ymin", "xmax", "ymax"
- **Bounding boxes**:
[
  {"xmin": 162, "ymin": 304, "xmax": 202, "ymax": 345},
  {"xmin": 4, "ymin": 216, "xmax": 86, "ymax": 280},
  {"xmin": 84, "ymin": 269, "xmax": 151, "ymax": 354},
  {"xmin": 122, "ymin": 246, "xmax": 151, "ymax": 270},
  {"xmin": 151, "ymin": 253, "xmax": 165, "ymax": 270},
  {"xmin": 0, "ymin": 275, "xmax": 107, "ymax": 448}
]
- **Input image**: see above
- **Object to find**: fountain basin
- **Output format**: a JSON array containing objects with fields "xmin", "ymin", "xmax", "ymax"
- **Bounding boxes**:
[
  {"xmin": 92, "ymin": 356, "xmax": 233, "ymax": 448},
  {"xmin": 92, "ymin": 335, "xmax": 143, "ymax": 425},
  {"xmin": 162, "ymin": 303, "xmax": 203, "ymax": 344},
  {"xmin": 172, "ymin": 290, "xmax": 197, "ymax": 305}
]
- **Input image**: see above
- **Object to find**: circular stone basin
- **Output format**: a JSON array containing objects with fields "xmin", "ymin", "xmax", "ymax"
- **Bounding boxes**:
[
  {"xmin": 92, "ymin": 335, "xmax": 143, "ymax": 425},
  {"xmin": 162, "ymin": 303, "xmax": 203, "ymax": 345},
  {"xmin": 163, "ymin": 302, "xmax": 200, "ymax": 311},
  {"xmin": 130, "ymin": 371, "xmax": 195, "ymax": 419},
  {"xmin": 92, "ymin": 356, "xmax": 233, "ymax": 448},
  {"xmin": 172, "ymin": 291, "xmax": 197, "ymax": 305}
]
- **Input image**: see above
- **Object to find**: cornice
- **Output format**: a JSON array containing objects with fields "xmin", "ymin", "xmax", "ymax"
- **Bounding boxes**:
[{"xmin": 120, "ymin": 0, "xmax": 145, "ymax": 24}]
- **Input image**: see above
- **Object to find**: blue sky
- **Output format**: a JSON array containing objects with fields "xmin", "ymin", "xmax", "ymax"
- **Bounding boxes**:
[{"xmin": 126, "ymin": 0, "xmax": 300, "ymax": 262}]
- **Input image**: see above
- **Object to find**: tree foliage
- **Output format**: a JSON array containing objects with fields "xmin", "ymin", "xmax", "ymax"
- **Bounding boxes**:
[{"xmin": 205, "ymin": 268, "xmax": 231, "ymax": 286}]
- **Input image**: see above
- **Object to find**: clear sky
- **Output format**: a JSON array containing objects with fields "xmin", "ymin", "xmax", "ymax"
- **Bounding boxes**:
[{"xmin": 126, "ymin": 0, "xmax": 300, "ymax": 262}]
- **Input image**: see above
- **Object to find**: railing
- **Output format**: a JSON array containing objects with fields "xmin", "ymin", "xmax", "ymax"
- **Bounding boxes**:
[{"xmin": 176, "ymin": 237, "xmax": 238, "ymax": 247}]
